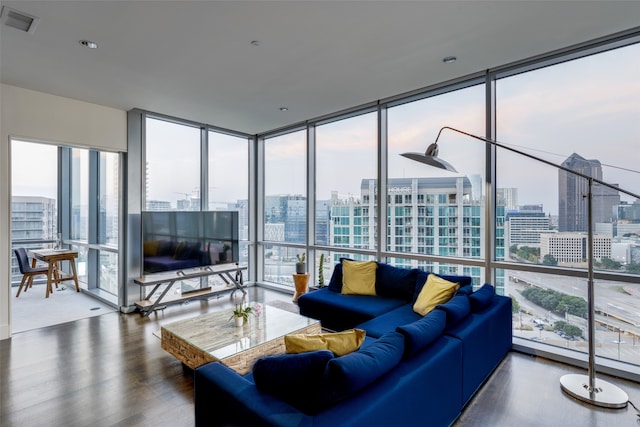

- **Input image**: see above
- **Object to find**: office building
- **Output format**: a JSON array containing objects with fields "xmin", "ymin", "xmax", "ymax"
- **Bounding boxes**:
[{"xmin": 558, "ymin": 153, "xmax": 620, "ymax": 232}]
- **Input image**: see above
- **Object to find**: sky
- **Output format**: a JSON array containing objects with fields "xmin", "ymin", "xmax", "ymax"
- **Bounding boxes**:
[{"xmin": 11, "ymin": 42, "xmax": 640, "ymax": 218}]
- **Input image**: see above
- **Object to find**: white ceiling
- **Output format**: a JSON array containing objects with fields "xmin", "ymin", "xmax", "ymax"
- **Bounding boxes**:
[{"xmin": 2, "ymin": 1, "xmax": 640, "ymax": 135}]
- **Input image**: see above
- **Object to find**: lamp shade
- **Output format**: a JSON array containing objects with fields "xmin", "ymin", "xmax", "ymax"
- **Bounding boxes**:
[{"xmin": 400, "ymin": 152, "xmax": 458, "ymax": 172}]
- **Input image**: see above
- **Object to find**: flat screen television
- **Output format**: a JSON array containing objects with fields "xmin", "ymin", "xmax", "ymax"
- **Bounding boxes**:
[{"xmin": 141, "ymin": 211, "xmax": 239, "ymax": 273}]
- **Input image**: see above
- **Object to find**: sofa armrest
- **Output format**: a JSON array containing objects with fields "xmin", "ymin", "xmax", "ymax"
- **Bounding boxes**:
[{"xmin": 194, "ymin": 362, "xmax": 313, "ymax": 427}]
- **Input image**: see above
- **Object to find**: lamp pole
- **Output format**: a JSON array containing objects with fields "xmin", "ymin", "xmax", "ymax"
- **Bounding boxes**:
[{"xmin": 404, "ymin": 126, "xmax": 640, "ymax": 409}]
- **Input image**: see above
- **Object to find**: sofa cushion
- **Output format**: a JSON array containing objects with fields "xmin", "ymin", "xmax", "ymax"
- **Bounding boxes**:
[
  {"xmin": 469, "ymin": 283, "xmax": 495, "ymax": 312},
  {"xmin": 252, "ymin": 350, "xmax": 334, "ymax": 414},
  {"xmin": 356, "ymin": 304, "xmax": 422, "ymax": 338},
  {"xmin": 413, "ymin": 270, "xmax": 473, "ymax": 302},
  {"xmin": 327, "ymin": 262, "xmax": 344, "ymax": 292},
  {"xmin": 298, "ymin": 288, "xmax": 407, "ymax": 332},
  {"xmin": 375, "ymin": 263, "xmax": 418, "ymax": 301},
  {"xmin": 324, "ymin": 331, "xmax": 405, "ymax": 402},
  {"xmin": 341, "ymin": 260, "xmax": 377, "ymax": 296},
  {"xmin": 413, "ymin": 274, "xmax": 459, "ymax": 316},
  {"xmin": 285, "ymin": 329, "xmax": 366, "ymax": 356},
  {"xmin": 436, "ymin": 294, "xmax": 471, "ymax": 327},
  {"xmin": 396, "ymin": 309, "xmax": 447, "ymax": 357}
]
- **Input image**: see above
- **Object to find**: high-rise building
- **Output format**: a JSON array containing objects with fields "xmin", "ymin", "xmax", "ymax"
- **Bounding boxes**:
[
  {"xmin": 497, "ymin": 188, "xmax": 518, "ymax": 212},
  {"xmin": 505, "ymin": 210, "xmax": 552, "ymax": 248},
  {"xmin": 540, "ymin": 232, "xmax": 612, "ymax": 264},
  {"xmin": 329, "ymin": 177, "xmax": 506, "ymax": 294},
  {"xmin": 558, "ymin": 153, "xmax": 620, "ymax": 232},
  {"xmin": 10, "ymin": 196, "xmax": 57, "ymax": 283}
]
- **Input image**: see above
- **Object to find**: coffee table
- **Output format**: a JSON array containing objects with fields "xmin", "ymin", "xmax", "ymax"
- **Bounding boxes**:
[{"xmin": 161, "ymin": 303, "xmax": 321, "ymax": 373}]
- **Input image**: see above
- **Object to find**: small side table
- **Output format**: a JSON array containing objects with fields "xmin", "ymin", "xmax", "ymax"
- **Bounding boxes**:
[{"xmin": 292, "ymin": 273, "xmax": 309, "ymax": 303}]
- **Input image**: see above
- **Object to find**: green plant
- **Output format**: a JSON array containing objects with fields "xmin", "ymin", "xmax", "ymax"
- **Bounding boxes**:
[
  {"xmin": 318, "ymin": 254, "xmax": 325, "ymax": 287},
  {"xmin": 296, "ymin": 253, "xmax": 306, "ymax": 264},
  {"xmin": 230, "ymin": 304, "xmax": 253, "ymax": 322}
]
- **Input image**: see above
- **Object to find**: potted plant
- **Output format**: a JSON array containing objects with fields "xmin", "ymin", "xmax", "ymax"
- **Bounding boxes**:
[
  {"xmin": 230, "ymin": 303, "xmax": 253, "ymax": 327},
  {"xmin": 296, "ymin": 253, "xmax": 306, "ymax": 274},
  {"xmin": 318, "ymin": 253, "xmax": 325, "ymax": 287},
  {"xmin": 219, "ymin": 243, "xmax": 231, "ymax": 262}
]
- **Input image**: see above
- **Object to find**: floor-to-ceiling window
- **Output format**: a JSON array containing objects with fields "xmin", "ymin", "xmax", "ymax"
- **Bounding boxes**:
[
  {"xmin": 387, "ymin": 83, "xmax": 487, "ymax": 285},
  {"xmin": 70, "ymin": 148, "xmax": 90, "ymax": 284},
  {"xmin": 10, "ymin": 141, "xmax": 58, "ymax": 285},
  {"xmin": 313, "ymin": 112, "xmax": 379, "ymax": 277},
  {"xmin": 262, "ymin": 129, "xmax": 307, "ymax": 286},
  {"xmin": 97, "ymin": 152, "xmax": 120, "ymax": 295},
  {"xmin": 495, "ymin": 41, "xmax": 640, "ymax": 367},
  {"xmin": 208, "ymin": 129, "xmax": 251, "ymax": 282},
  {"xmin": 145, "ymin": 117, "xmax": 201, "ymax": 211},
  {"xmin": 66, "ymin": 148, "xmax": 122, "ymax": 301}
]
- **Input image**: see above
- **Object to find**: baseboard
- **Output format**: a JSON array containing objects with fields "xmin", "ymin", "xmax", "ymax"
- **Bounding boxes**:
[{"xmin": 0, "ymin": 323, "xmax": 10, "ymax": 340}]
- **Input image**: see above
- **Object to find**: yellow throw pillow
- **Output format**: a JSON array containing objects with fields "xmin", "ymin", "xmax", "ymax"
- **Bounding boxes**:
[
  {"xmin": 341, "ymin": 260, "xmax": 377, "ymax": 296},
  {"xmin": 143, "ymin": 240, "xmax": 160, "ymax": 256},
  {"xmin": 413, "ymin": 274, "xmax": 460, "ymax": 316},
  {"xmin": 284, "ymin": 329, "xmax": 366, "ymax": 356}
]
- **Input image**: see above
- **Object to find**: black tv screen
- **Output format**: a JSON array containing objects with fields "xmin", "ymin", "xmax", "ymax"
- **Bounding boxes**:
[{"xmin": 141, "ymin": 211, "xmax": 239, "ymax": 273}]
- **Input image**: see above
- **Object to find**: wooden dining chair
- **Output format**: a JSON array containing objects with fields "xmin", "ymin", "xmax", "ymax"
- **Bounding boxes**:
[{"xmin": 13, "ymin": 248, "xmax": 49, "ymax": 297}]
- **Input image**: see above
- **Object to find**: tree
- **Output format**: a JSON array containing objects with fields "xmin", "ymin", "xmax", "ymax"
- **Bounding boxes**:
[
  {"xmin": 553, "ymin": 320, "xmax": 567, "ymax": 330},
  {"xmin": 626, "ymin": 263, "xmax": 640, "ymax": 274},
  {"xmin": 542, "ymin": 254, "xmax": 558, "ymax": 266},
  {"xmin": 509, "ymin": 294, "xmax": 520, "ymax": 314},
  {"xmin": 562, "ymin": 324, "xmax": 583, "ymax": 338},
  {"xmin": 597, "ymin": 257, "xmax": 621, "ymax": 270}
]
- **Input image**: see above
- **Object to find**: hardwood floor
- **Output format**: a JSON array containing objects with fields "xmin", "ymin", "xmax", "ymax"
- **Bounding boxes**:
[{"xmin": 2, "ymin": 286, "xmax": 639, "ymax": 427}]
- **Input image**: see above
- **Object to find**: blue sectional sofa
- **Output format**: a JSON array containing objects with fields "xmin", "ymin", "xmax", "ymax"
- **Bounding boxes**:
[{"xmin": 194, "ymin": 262, "xmax": 512, "ymax": 427}]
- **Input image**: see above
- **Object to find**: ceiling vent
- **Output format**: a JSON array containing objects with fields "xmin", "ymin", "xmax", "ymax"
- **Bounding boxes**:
[{"xmin": 1, "ymin": 6, "xmax": 40, "ymax": 34}]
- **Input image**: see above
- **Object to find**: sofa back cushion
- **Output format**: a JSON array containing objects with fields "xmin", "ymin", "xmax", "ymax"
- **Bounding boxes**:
[
  {"xmin": 253, "ymin": 350, "xmax": 335, "ymax": 415},
  {"xmin": 375, "ymin": 263, "xmax": 418, "ymax": 301},
  {"xmin": 469, "ymin": 283, "xmax": 495, "ymax": 312},
  {"xmin": 436, "ymin": 294, "xmax": 471, "ymax": 327},
  {"xmin": 396, "ymin": 309, "xmax": 446, "ymax": 357},
  {"xmin": 253, "ymin": 332, "xmax": 405, "ymax": 415},
  {"xmin": 324, "ymin": 331, "xmax": 405, "ymax": 402},
  {"xmin": 327, "ymin": 262, "xmax": 344, "ymax": 292},
  {"xmin": 341, "ymin": 260, "xmax": 377, "ymax": 296}
]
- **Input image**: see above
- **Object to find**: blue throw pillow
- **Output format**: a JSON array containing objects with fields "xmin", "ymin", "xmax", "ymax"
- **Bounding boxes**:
[
  {"xmin": 375, "ymin": 263, "xmax": 418, "ymax": 301},
  {"xmin": 253, "ymin": 350, "xmax": 334, "ymax": 414},
  {"xmin": 396, "ymin": 309, "xmax": 446, "ymax": 358},
  {"xmin": 324, "ymin": 331, "xmax": 404, "ymax": 402},
  {"xmin": 469, "ymin": 283, "xmax": 495, "ymax": 312},
  {"xmin": 436, "ymin": 294, "xmax": 471, "ymax": 327}
]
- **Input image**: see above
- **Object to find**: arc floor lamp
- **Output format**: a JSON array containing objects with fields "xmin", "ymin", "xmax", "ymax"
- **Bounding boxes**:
[{"xmin": 402, "ymin": 126, "xmax": 640, "ymax": 408}]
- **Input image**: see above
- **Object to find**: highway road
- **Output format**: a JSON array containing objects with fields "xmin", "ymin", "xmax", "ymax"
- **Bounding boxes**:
[{"xmin": 506, "ymin": 270, "xmax": 640, "ymax": 364}]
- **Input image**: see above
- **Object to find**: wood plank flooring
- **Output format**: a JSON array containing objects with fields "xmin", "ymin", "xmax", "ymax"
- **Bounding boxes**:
[{"xmin": 2, "ymin": 286, "xmax": 639, "ymax": 427}]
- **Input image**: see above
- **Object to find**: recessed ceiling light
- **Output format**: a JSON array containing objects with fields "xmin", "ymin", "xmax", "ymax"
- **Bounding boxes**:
[
  {"xmin": 79, "ymin": 40, "xmax": 98, "ymax": 49},
  {"xmin": 279, "ymin": 107, "xmax": 288, "ymax": 112},
  {"xmin": 442, "ymin": 56, "xmax": 457, "ymax": 64}
]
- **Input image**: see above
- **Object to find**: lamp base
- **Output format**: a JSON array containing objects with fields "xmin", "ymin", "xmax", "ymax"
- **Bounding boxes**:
[{"xmin": 560, "ymin": 374, "xmax": 628, "ymax": 409}]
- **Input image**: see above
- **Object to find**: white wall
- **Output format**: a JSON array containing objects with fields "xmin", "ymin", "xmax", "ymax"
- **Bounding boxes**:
[{"xmin": 0, "ymin": 84, "xmax": 127, "ymax": 340}]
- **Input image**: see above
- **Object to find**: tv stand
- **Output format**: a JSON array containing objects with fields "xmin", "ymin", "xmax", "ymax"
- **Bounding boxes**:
[{"xmin": 134, "ymin": 263, "xmax": 247, "ymax": 316}]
